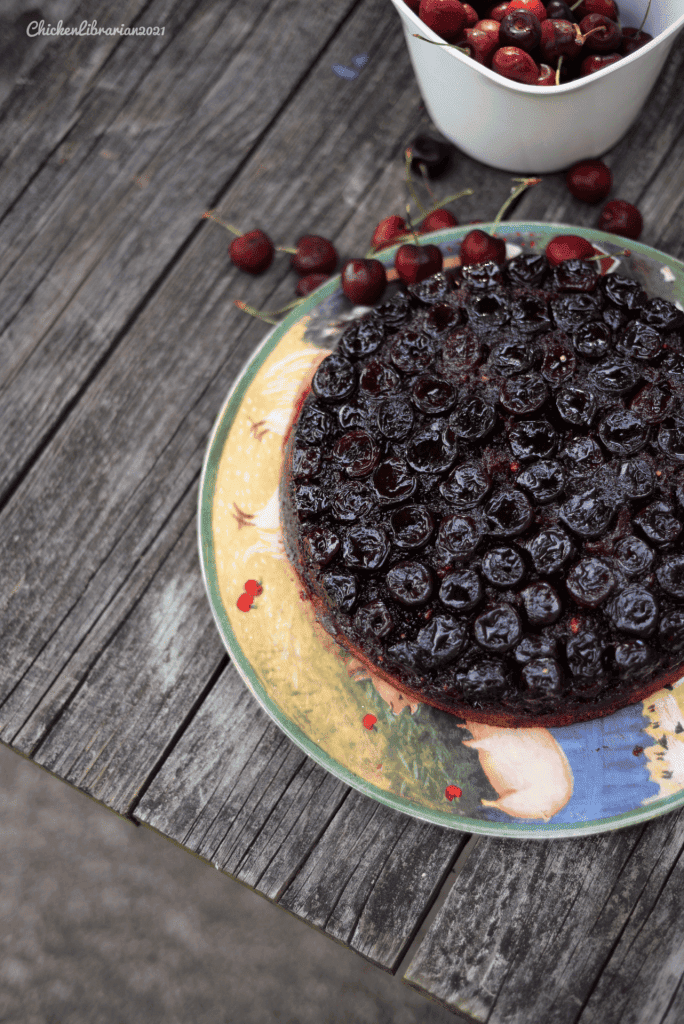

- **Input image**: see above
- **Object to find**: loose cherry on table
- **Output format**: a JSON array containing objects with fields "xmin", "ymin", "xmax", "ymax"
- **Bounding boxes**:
[
  {"xmin": 421, "ymin": 208, "xmax": 459, "ymax": 231},
  {"xmin": 229, "ymin": 229, "xmax": 275, "ymax": 274},
  {"xmin": 291, "ymin": 235, "xmax": 338, "ymax": 276},
  {"xmin": 341, "ymin": 258, "xmax": 387, "ymax": 304},
  {"xmin": 566, "ymin": 159, "xmax": 612, "ymax": 202},
  {"xmin": 372, "ymin": 215, "xmax": 409, "ymax": 250},
  {"xmin": 394, "ymin": 243, "xmax": 444, "ymax": 283},
  {"xmin": 409, "ymin": 134, "xmax": 454, "ymax": 178},
  {"xmin": 598, "ymin": 199, "xmax": 643, "ymax": 239},
  {"xmin": 296, "ymin": 272, "xmax": 330, "ymax": 297},
  {"xmin": 545, "ymin": 235, "xmax": 595, "ymax": 265}
]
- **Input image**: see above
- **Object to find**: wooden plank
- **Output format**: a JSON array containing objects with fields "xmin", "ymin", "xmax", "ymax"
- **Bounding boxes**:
[
  {"xmin": 0, "ymin": 0, "xmax": 505, "ymax": 757},
  {"xmin": 0, "ymin": 0, "xmax": 362, "ymax": 497},
  {"xmin": 404, "ymin": 810, "xmax": 684, "ymax": 1023},
  {"xmin": 134, "ymin": 665, "xmax": 465, "ymax": 969}
]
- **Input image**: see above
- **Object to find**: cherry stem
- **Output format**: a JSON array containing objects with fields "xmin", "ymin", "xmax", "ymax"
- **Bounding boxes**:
[
  {"xmin": 638, "ymin": 0, "xmax": 652, "ymax": 33},
  {"xmin": 423, "ymin": 188, "xmax": 474, "ymax": 217},
  {"xmin": 277, "ymin": 246, "xmax": 297, "ymax": 254},
  {"xmin": 556, "ymin": 55, "xmax": 563, "ymax": 86},
  {"xmin": 585, "ymin": 247, "xmax": 631, "ymax": 262},
  {"xmin": 365, "ymin": 233, "xmax": 415, "ymax": 257},
  {"xmin": 234, "ymin": 298, "xmax": 303, "ymax": 324},
  {"xmin": 202, "ymin": 210, "xmax": 242, "ymax": 235},
  {"xmin": 491, "ymin": 177, "xmax": 542, "ymax": 236},
  {"xmin": 569, "ymin": 0, "xmax": 582, "ymax": 9},
  {"xmin": 405, "ymin": 203, "xmax": 421, "ymax": 245},
  {"xmin": 413, "ymin": 33, "xmax": 470, "ymax": 56},
  {"xmin": 417, "ymin": 161, "xmax": 435, "ymax": 200}
]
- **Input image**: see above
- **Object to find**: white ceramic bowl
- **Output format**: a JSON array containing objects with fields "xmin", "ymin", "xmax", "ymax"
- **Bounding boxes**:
[{"xmin": 389, "ymin": 0, "xmax": 684, "ymax": 172}]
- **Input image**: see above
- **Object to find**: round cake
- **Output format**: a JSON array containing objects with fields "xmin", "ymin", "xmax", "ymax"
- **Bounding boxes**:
[{"xmin": 281, "ymin": 252, "xmax": 684, "ymax": 726}]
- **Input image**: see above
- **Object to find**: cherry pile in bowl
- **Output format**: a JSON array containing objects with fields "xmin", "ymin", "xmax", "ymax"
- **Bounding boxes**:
[{"xmin": 407, "ymin": 0, "xmax": 653, "ymax": 86}]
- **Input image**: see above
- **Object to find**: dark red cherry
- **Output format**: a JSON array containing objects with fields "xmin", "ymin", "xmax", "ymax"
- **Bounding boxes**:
[
  {"xmin": 488, "ymin": 2, "xmax": 509, "ymax": 21},
  {"xmin": 499, "ymin": 10, "xmax": 542, "ymax": 52},
  {"xmin": 460, "ymin": 229, "xmax": 506, "ymax": 266},
  {"xmin": 419, "ymin": 0, "xmax": 468, "ymax": 41},
  {"xmin": 296, "ymin": 272, "xmax": 329, "ymax": 296},
  {"xmin": 581, "ymin": 52, "xmax": 621, "ymax": 75},
  {"xmin": 545, "ymin": 235, "xmax": 594, "ymax": 265},
  {"xmin": 395, "ymin": 243, "xmax": 443, "ymax": 284},
  {"xmin": 579, "ymin": 13, "xmax": 621, "ymax": 52},
  {"xmin": 598, "ymin": 199, "xmax": 643, "ymax": 239},
  {"xmin": 566, "ymin": 160, "xmax": 612, "ymax": 203},
  {"xmin": 539, "ymin": 18, "xmax": 583, "ymax": 61},
  {"xmin": 507, "ymin": 0, "xmax": 547, "ymax": 20},
  {"xmin": 492, "ymin": 46, "xmax": 539, "ymax": 83},
  {"xmin": 463, "ymin": 3, "xmax": 479, "ymax": 27},
  {"xmin": 229, "ymin": 229, "xmax": 274, "ymax": 274},
  {"xmin": 291, "ymin": 235, "xmax": 337, "ymax": 276},
  {"xmin": 462, "ymin": 21, "xmax": 500, "ymax": 64},
  {"xmin": 546, "ymin": 0, "xmax": 576, "ymax": 20},
  {"xmin": 341, "ymin": 259, "xmax": 387, "ymax": 304},
  {"xmin": 409, "ymin": 134, "xmax": 454, "ymax": 178},
  {"xmin": 574, "ymin": 0, "xmax": 617, "ymax": 18},
  {"xmin": 536, "ymin": 63, "xmax": 556, "ymax": 84},
  {"xmin": 621, "ymin": 27, "xmax": 652, "ymax": 55},
  {"xmin": 404, "ymin": 0, "xmax": 421, "ymax": 9},
  {"xmin": 421, "ymin": 208, "xmax": 458, "ymax": 232},
  {"xmin": 372, "ymin": 215, "xmax": 408, "ymax": 250}
]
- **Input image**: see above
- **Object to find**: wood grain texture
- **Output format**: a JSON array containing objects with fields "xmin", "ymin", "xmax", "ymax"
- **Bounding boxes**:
[
  {"xmin": 135, "ymin": 662, "xmax": 465, "ymax": 970},
  {"xmin": 404, "ymin": 809, "xmax": 684, "ymax": 1023}
]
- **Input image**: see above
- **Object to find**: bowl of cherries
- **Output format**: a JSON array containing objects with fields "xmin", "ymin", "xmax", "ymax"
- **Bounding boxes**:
[{"xmin": 389, "ymin": 0, "xmax": 684, "ymax": 173}]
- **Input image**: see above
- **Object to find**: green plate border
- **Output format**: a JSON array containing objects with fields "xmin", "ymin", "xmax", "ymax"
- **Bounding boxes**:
[{"xmin": 198, "ymin": 222, "xmax": 684, "ymax": 839}]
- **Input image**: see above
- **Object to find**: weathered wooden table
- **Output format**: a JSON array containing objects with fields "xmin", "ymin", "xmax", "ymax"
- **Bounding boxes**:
[{"xmin": 2, "ymin": 1, "xmax": 684, "ymax": 1019}]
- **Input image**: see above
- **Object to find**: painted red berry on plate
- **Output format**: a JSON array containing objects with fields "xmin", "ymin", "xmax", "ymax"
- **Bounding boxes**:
[
  {"xmin": 492, "ymin": 45, "xmax": 539, "ymax": 83},
  {"xmin": 291, "ymin": 235, "xmax": 338, "ymax": 276},
  {"xmin": 244, "ymin": 579, "xmax": 263, "ymax": 597},
  {"xmin": 236, "ymin": 593, "xmax": 253, "ymax": 612},
  {"xmin": 362, "ymin": 713, "xmax": 378, "ymax": 729},
  {"xmin": 341, "ymin": 258, "xmax": 387, "ymax": 304},
  {"xmin": 229, "ymin": 229, "xmax": 274, "ymax": 274},
  {"xmin": 372, "ymin": 215, "xmax": 408, "ymax": 250},
  {"xmin": 419, "ymin": 0, "xmax": 468, "ymax": 41},
  {"xmin": 445, "ymin": 784, "xmax": 462, "ymax": 801},
  {"xmin": 395, "ymin": 243, "xmax": 443, "ymax": 284},
  {"xmin": 598, "ymin": 199, "xmax": 643, "ymax": 239},
  {"xmin": 296, "ymin": 272, "xmax": 330, "ymax": 297},
  {"xmin": 460, "ymin": 228, "xmax": 506, "ymax": 266},
  {"xmin": 421, "ymin": 208, "xmax": 459, "ymax": 232},
  {"xmin": 545, "ymin": 234, "xmax": 595, "ymax": 265},
  {"xmin": 566, "ymin": 160, "xmax": 612, "ymax": 203}
]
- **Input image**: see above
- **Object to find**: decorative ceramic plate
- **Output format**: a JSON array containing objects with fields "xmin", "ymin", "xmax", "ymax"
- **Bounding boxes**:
[{"xmin": 199, "ymin": 223, "xmax": 684, "ymax": 838}]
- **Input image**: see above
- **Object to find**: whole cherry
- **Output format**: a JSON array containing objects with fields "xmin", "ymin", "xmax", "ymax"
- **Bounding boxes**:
[
  {"xmin": 410, "ymin": 134, "xmax": 454, "ymax": 177},
  {"xmin": 460, "ymin": 228, "xmax": 506, "ymax": 265},
  {"xmin": 492, "ymin": 45, "xmax": 539, "ymax": 83},
  {"xmin": 546, "ymin": 235, "xmax": 595, "ymax": 265},
  {"xmin": 499, "ymin": 10, "xmax": 542, "ymax": 52},
  {"xmin": 419, "ymin": 0, "xmax": 468, "ymax": 41},
  {"xmin": 598, "ymin": 199, "xmax": 643, "ymax": 239},
  {"xmin": 291, "ymin": 235, "xmax": 338, "ymax": 276},
  {"xmin": 395, "ymin": 243, "xmax": 444, "ymax": 283},
  {"xmin": 229, "ymin": 229, "xmax": 274, "ymax": 274},
  {"xmin": 536, "ymin": 63, "xmax": 556, "ymax": 84},
  {"xmin": 507, "ymin": 0, "xmax": 547, "ymax": 21},
  {"xmin": 566, "ymin": 159, "xmax": 612, "ymax": 203},
  {"xmin": 621, "ymin": 27, "xmax": 652, "ymax": 55},
  {"xmin": 581, "ymin": 52, "xmax": 621, "ymax": 74},
  {"xmin": 539, "ymin": 18, "xmax": 583, "ymax": 61},
  {"xmin": 463, "ymin": 2, "xmax": 479, "ymax": 26},
  {"xmin": 296, "ymin": 272, "xmax": 330, "ymax": 297},
  {"xmin": 404, "ymin": 0, "xmax": 421, "ymax": 9},
  {"xmin": 462, "ymin": 20, "xmax": 500, "ymax": 63},
  {"xmin": 488, "ymin": 2, "xmax": 510, "ymax": 22},
  {"xmin": 372, "ymin": 215, "xmax": 408, "ymax": 250},
  {"xmin": 574, "ymin": 0, "xmax": 618, "ymax": 18},
  {"xmin": 545, "ymin": 0, "xmax": 576, "ymax": 19},
  {"xmin": 579, "ymin": 13, "xmax": 622, "ymax": 52},
  {"xmin": 421, "ymin": 208, "xmax": 459, "ymax": 232},
  {"xmin": 341, "ymin": 258, "xmax": 387, "ymax": 304}
]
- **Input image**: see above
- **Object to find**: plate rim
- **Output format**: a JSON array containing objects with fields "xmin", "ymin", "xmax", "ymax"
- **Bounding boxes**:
[{"xmin": 198, "ymin": 221, "xmax": 684, "ymax": 839}]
